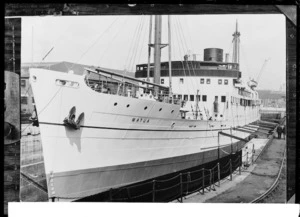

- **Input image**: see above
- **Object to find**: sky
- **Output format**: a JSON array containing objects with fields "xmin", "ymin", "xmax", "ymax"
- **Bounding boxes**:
[{"xmin": 21, "ymin": 14, "xmax": 286, "ymax": 91}]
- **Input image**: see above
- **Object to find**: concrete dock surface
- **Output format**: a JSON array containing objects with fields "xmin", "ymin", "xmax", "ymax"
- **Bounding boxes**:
[{"xmin": 176, "ymin": 137, "xmax": 286, "ymax": 203}]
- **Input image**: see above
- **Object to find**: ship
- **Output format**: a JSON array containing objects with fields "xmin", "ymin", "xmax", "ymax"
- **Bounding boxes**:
[{"xmin": 29, "ymin": 16, "xmax": 261, "ymax": 201}]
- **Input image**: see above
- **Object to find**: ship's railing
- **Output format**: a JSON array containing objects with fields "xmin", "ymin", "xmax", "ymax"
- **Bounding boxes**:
[
  {"xmin": 51, "ymin": 149, "xmax": 254, "ymax": 202},
  {"xmin": 104, "ymin": 154, "xmax": 244, "ymax": 203},
  {"xmin": 86, "ymin": 78, "xmax": 180, "ymax": 105}
]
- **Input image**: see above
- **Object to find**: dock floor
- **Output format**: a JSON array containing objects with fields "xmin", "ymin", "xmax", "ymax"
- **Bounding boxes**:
[{"xmin": 175, "ymin": 137, "xmax": 286, "ymax": 203}]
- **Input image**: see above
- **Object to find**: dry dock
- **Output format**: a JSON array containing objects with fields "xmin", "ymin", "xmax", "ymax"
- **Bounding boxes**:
[{"xmin": 175, "ymin": 127, "xmax": 286, "ymax": 203}]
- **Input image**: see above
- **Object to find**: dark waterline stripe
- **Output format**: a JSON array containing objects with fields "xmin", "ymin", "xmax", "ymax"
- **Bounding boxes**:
[{"xmin": 39, "ymin": 121, "xmax": 239, "ymax": 132}]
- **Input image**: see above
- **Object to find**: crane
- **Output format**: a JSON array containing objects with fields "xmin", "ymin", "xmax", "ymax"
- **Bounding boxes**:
[{"xmin": 256, "ymin": 58, "xmax": 270, "ymax": 84}]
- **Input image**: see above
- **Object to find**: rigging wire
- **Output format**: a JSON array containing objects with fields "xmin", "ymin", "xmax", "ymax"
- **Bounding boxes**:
[
  {"xmin": 136, "ymin": 17, "xmax": 149, "ymax": 70},
  {"xmin": 21, "ymin": 86, "xmax": 63, "ymax": 134},
  {"xmin": 97, "ymin": 16, "xmax": 130, "ymax": 66},
  {"xmin": 70, "ymin": 17, "xmax": 120, "ymax": 71},
  {"xmin": 124, "ymin": 16, "xmax": 144, "ymax": 71},
  {"xmin": 129, "ymin": 15, "xmax": 146, "ymax": 72},
  {"xmin": 179, "ymin": 16, "xmax": 205, "ymax": 115},
  {"xmin": 172, "ymin": 16, "xmax": 190, "ymax": 96}
]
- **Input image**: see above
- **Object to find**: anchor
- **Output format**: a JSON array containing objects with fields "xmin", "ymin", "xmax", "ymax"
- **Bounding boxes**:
[{"xmin": 63, "ymin": 106, "xmax": 84, "ymax": 130}]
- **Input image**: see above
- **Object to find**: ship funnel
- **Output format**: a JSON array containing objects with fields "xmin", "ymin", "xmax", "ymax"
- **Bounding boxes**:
[{"xmin": 204, "ymin": 48, "xmax": 223, "ymax": 62}]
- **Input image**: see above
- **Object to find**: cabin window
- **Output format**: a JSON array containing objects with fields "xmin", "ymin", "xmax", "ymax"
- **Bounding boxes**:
[
  {"xmin": 21, "ymin": 79, "xmax": 26, "ymax": 87},
  {"xmin": 190, "ymin": 95, "xmax": 194, "ymax": 101},
  {"xmin": 184, "ymin": 95, "xmax": 188, "ymax": 101},
  {"xmin": 218, "ymin": 79, "xmax": 222, "ymax": 85},
  {"xmin": 224, "ymin": 79, "xmax": 228, "ymax": 85},
  {"xmin": 200, "ymin": 78, "xmax": 204, "ymax": 84},
  {"xmin": 161, "ymin": 79, "xmax": 164, "ymax": 84},
  {"xmin": 221, "ymin": 96, "xmax": 226, "ymax": 102},
  {"xmin": 21, "ymin": 96, "xmax": 27, "ymax": 104},
  {"xmin": 196, "ymin": 95, "xmax": 201, "ymax": 102},
  {"xmin": 177, "ymin": 95, "xmax": 182, "ymax": 100},
  {"xmin": 32, "ymin": 97, "xmax": 35, "ymax": 103},
  {"xmin": 202, "ymin": 95, "xmax": 207, "ymax": 102},
  {"xmin": 206, "ymin": 79, "xmax": 211, "ymax": 84},
  {"xmin": 180, "ymin": 78, "xmax": 184, "ymax": 84}
]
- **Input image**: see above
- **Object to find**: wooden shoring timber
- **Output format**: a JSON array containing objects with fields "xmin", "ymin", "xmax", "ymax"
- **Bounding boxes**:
[
  {"xmin": 233, "ymin": 127, "xmax": 256, "ymax": 134},
  {"xmin": 218, "ymin": 131, "xmax": 249, "ymax": 143},
  {"xmin": 242, "ymin": 126, "xmax": 271, "ymax": 134},
  {"xmin": 20, "ymin": 172, "xmax": 48, "ymax": 194},
  {"xmin": 246, "ymin": 124, "xmax": 270, "ymax": 130}
]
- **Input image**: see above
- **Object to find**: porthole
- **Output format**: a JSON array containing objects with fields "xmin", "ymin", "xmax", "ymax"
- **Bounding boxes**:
[
  {"xmin": 159, "ymin": 108, "xmax": 162, "ymax": 111},
  {"xmin": 147, "ymin": 119, "xmax": 150, "ymax": 123},
  {"xmin": 132, "ymin": 118, "xmax": 135, "ymax": 122},
  {"xmin": 127, "ymin": 104, "xmax": 130, "ymax": 108},
  {"xmin": 215, "ymin": 114, "xmax": 217, "ymax": 117},
  {"xmin": 220, "ymin": 114, "xmax": 223, "ymax": 117},
  {"xmin": 171, "ymin": 110, "xmax": 174, "ymax": 113},
  {"xmin": 144, "ymin": 106, "xmax": 148, "ymax": 110},
  {"xmin": 114, "ymin": 102, "xmax": 117, "ymax": 106}
]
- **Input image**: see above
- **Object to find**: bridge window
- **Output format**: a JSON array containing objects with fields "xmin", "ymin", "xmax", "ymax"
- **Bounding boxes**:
[
  {"xmin": 200, "ymin": 78, "xmax": 204, "ymax": 84},
  {"xmin": 190, "ymin": 95, "xmax": 194, "ymax": 101},
  {"xmin": 177, "ymin": 95, "xmax": 182, "ymax": 100},
  {"xmin": 180, "ymin": 78, "xmax": 184, "ymax": 84},
  {"xmin": 224, "ymin": 79, "xmax": 228, "ymax": 85},
  {"xmin": 184, "ymin": 95, "xmax": 188, "ymax": 101},
  {"xmin": 218, "ymin": 79, "xmax": 222, "ymax": 85},
  {"xmin": 206, "ymin": 79, "xmax": 211, "ymax": 84},
  {"xmin": 161, "ymin": 79, "xmax": 164, "ymax": 84},
  {"xmin": 202, "ymin": 95, "xmax": 207, "ymax": 102},
  {"xmin": 221, "ymin": 96, "xmax": 226, "ymax": 102}
]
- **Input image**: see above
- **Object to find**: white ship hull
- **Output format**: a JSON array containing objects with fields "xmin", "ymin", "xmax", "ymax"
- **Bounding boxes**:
[{"xmin": 30, "ymin": 68, "xmax": 260, "ymax": 200}]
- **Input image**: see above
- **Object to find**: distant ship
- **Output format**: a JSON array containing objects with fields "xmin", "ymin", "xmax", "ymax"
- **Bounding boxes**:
[{"xmin": 29, "ymin": 16, "xmax": 261, "ymax": 201}]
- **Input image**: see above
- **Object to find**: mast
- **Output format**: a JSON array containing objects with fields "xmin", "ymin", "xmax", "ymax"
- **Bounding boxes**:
[
  {"xmin": 147, "ymin": 16, "xmax": 152, "ymax": 83},
  {"xmin": 232, "ymin": 20, "xmax": 240, "ymax": 69},
  {"xmin": 153, "ymin": 15, "xmax": 162, "ymax": 96},
  {"xmin": 168, "ymin": 15, "xmax": 172, "ymax": 98}
]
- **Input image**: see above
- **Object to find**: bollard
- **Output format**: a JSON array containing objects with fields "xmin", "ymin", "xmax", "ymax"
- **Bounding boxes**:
[
  {"xmin": 217, "ymin": 163, "xmax": 220, "ymax": 187},
  {"xmin": 202, "ymin": 169, "xmax": 205, "ymax": 194},
  {"xmin": 152, "ymin": 180, "xmax": 156, "ymax": 202},
  {"xmin": 179, "ymin": 173, "xmax": 183, "ymax": 203},
  {"xmin": 229, "ymin": 159, "xmax": 232, "ymax": 181}
]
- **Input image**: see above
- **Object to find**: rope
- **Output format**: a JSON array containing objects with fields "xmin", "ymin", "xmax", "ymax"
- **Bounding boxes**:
[
  {"xmin": 156, "ymin": 174, "xmax": 180, "ymax": 183},
  {"xmin": 97, "ymin": 16, "xmax": 130, "ymax": 65},
  {"xmin": 155, "ymin": 183, "xmax": 181, "ymax": 192},
  {"xmin": 21, "ymin": 86, "xmax": 63, "ymax": 134},
  {"xmin": 129, "ymin": 190, "xmax": 153, "ymax": 199},
  {"xmin": 70, "ymin": 17, "xmax": 120, "ymax": 70}
]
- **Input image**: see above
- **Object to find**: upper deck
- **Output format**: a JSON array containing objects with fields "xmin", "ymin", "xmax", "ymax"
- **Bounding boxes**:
[{"xmin": 135, "ymin": 60, "xmax": 241, "ymax": 78}]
